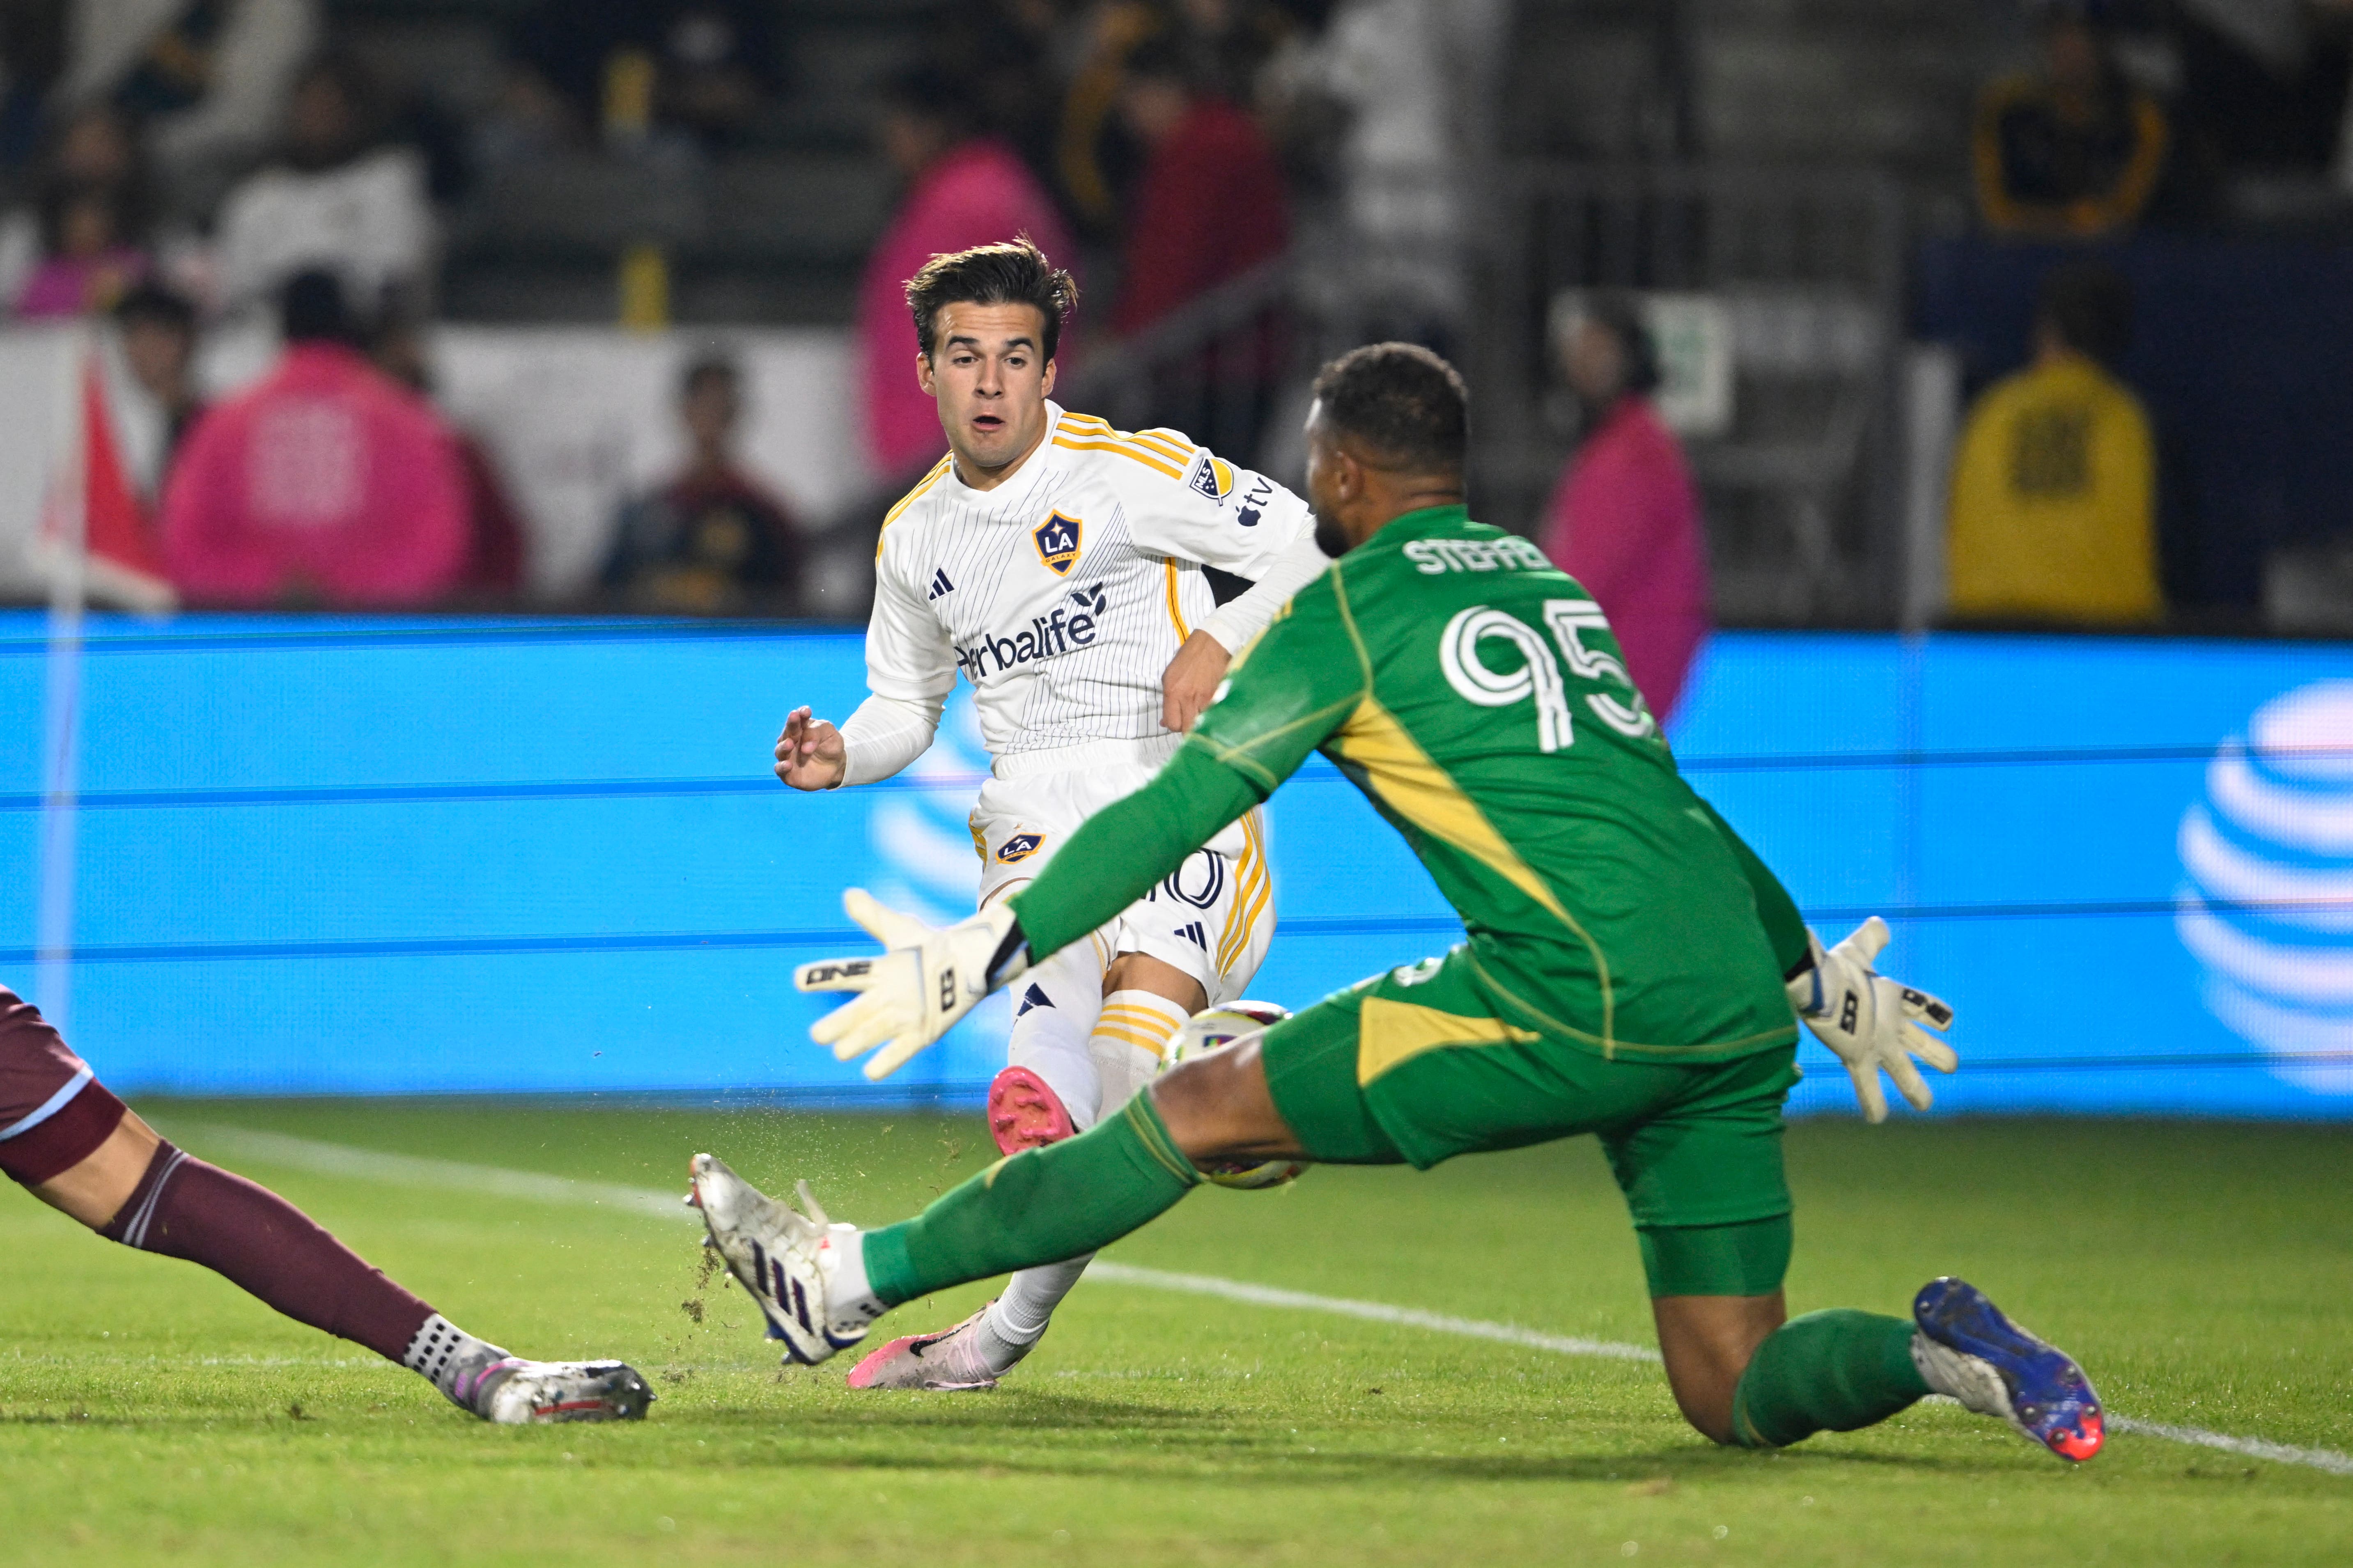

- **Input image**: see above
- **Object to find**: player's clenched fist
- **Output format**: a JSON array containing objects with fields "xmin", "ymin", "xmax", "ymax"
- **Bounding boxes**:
[
  {"xmin": 1160, "ymin": 630, "xmax": 1233, "ymax": 734},
  {"xmin": 775, "ymin": 705, "xmax": 847, "ymax": 791}
]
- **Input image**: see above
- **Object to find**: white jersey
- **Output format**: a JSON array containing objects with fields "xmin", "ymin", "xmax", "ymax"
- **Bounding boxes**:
[{"xmin": 866, "ymin": 403, "xmax": 1314, "ymax": 765}]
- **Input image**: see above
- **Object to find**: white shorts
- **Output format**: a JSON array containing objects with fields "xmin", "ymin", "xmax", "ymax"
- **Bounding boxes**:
[{"xmin": 970, "ymin": 745, "xmax": 1274, "ymax": 1008}]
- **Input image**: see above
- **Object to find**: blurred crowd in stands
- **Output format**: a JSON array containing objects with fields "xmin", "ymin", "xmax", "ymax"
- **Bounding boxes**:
[
  {"xmin": 0, "ymin": 0, "xmax": 2346, "ymax": 636},
  {"xmin": 1976, "ymin": 0, "xmax": 2353, "ymax": 238},
  {"xmin": 1951, "ymin": 0, "xmax": 2353, "ymax": 633},
  {"xmin": 0, "ymin": 0, "xmax": 1490, "ymax": 615}
]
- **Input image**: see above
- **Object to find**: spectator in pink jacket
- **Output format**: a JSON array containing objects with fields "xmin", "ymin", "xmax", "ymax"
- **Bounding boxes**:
[
  {"xmin": 162, "ymin": 270, "xmax": 468, "ymax": 608},
  {"xmin": 858, "ymin": 64, "xmax": 1076, "ymax": 480},
  {"xmin": 1538, "ymin": 296, "xmax": 1711, "ymax": 724}
]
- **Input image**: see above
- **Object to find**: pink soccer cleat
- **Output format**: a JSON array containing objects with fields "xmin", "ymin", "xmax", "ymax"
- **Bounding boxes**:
[
  {"xmin": 986, "ymin": 1066, "xmax": 1075, "ymax": 1155},
  {"xmin": 844, "ymin": 1306, "xmax": 1003, "ymax": 1391}
]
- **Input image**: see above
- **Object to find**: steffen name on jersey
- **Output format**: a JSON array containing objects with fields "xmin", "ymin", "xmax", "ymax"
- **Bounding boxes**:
[
  {"xmin": 1401, "ymin": 535, "xmax": 1554, "ymax": 574},
  {"xmin": 954, "ymin": 583, "xmax": 1110, "ymax": 683}
]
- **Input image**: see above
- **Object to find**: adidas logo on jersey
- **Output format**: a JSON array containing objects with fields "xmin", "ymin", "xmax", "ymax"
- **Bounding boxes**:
[
  {"xmin": 953, "ymin": 585, "xmax": 1108, "ymax": 683},
  {"xmin": 927, "ymin": 568, "xmax": 955, "ymax": 600},
  {"xmin": 1176, "ymin": 922, "xmax": 1209, "ymax": 950}
]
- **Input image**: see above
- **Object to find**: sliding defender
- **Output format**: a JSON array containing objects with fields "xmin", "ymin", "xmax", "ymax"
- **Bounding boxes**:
[
  {"xmin": 0, "ymin": 986, "xmax": 651, "ymax": 1422},
  {"xmin": 705, "ymin": 343, "xmax": 2103, "ymax": 1460},
  {"xmin": 769, "ymin": 238, "xmax": 1328, "ymax": 1388}
]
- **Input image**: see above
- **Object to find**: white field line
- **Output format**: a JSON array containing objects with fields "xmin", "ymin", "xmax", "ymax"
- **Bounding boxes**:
[
  {"xmin": 1084, "ymin": 1261, "xmax": 1659, "ymax": 1362},
  {"xmin": 165, "ymin": 1122, "xmax": 691, "ymax": 1223},
  {"xmin": 2105, "ymin": 1417, "xmax": 2353, "ymax": 1477},
  {"xmin": 172, "ymin": 1123, "xmax": 2352, "ymax": 1476}
]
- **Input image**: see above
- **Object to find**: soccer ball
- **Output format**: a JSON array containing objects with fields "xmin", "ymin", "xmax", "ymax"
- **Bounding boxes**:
[{"xmin": 1165, "ymin": 1000, "xmax": 1311, "ymax": 1191}]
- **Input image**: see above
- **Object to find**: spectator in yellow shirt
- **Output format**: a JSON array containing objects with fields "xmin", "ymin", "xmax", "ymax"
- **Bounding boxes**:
[{"xmin": 1946, "ymin": 262, "xmax": 2161, "ymax": 626}]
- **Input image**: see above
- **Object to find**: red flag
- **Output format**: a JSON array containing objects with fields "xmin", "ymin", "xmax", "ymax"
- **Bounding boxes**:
[{"xmin": 39, "ymin": 351, "xmax": 176, "ymax": 612}]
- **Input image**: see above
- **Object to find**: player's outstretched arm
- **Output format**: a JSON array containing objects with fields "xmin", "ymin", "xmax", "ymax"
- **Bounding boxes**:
[
  {"xmin": 1161, "ymin": 631, "xmax": 1231, "ymax": 733},
  {"xmin": 797, "ymin": 746, "xmax": 1265, "ymax": 1076},
  {"xmin": 776, "ymin": 694, "xmax": 947, "ymax": 791},
  {"xmin": 774, "ymin": 705, "xmax": 847, "ymax": 791},
  {"xmin": 1787, "ymin": 917, "xmax": 1959, "ymax": 1122}
]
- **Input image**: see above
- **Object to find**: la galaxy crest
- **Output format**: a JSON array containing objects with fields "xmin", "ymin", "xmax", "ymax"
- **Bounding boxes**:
[
  {"xmin": 1033, "ymin": 512, "xmax": 1083, "ymax": 576},
  {"xmin": 996, "ymin": 832, "xmax": 1045, "ymax": 864}
]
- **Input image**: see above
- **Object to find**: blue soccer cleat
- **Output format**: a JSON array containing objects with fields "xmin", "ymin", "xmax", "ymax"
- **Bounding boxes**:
[{"xmin": 1912, "ymin": 1276, "xmax": 2104, "ymax": 1461}]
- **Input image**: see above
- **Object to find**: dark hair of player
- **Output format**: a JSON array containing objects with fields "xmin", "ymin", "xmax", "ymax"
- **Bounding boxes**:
[
  {"xmin": 903, "ymin": 235, "xmax": 1079, "ymax": 365},
  {"xmin": 2037, "ymin": 260, "xmax": 2133, "ymax": 367},
  {"xmin": 1309, "ymin": 342, "xmax": 1469, "ymax": 475}
]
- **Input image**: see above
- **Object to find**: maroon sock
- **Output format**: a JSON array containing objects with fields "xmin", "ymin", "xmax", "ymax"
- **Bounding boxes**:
[{"xmin": 101, "ymin": 1140, "xmax": 436, "ymax": 1363}]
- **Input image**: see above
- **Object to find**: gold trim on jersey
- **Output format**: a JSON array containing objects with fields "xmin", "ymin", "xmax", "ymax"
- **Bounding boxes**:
[
  {"xmin": 1215, "ymin": 808, "xmax": 1273, "ymax": 976},
  {"xmin": 877, "ymin": 454, "xmax": 954, "ymax": 559},
  {"xmin": 1095, "ymin": 1000, "xmax": 1184, "ymax": 1059},
  {"xmin": 1129, "ymin": 429, "xmax": 1194, "ymax": 464},
  {"xmin": 1357, "ymin": 997, "xmax": 1540, "ymax": 1086},
  {"xmin": 1051, "ymin": 435, "xmax": 1184, "ymax": 479},
  {"xmin": 1051, "ymin": 410, "xmax": 1190, "ymax": 478},
  {"xmin": 1163, "ymin": 558, "xmax": 1191, "ymax": 639},
  {"xmin": 1323, "ymin": 694, "xmax": 1618, "ymax": 1053}
]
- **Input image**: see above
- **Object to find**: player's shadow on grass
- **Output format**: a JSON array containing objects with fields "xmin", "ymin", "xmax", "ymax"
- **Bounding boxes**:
[{"xmin": 700, "ymin": 1389, "xmax": 2025, "ymax": 1483}]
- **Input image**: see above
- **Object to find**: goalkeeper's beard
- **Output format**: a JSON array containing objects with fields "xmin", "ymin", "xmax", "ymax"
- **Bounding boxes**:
[{"xmin": 1312, "ymin": 509, "xmax": 1354, "ymax": 559}]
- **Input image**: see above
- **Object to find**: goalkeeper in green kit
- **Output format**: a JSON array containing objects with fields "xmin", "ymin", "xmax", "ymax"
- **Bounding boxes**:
[{"xmin": 691, "ymin": 344, "xmax": 2104, "ymax": 1461}]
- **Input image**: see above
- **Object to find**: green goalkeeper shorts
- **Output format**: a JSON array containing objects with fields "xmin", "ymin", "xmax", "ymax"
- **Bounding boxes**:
[{"xmin": 1258, "ymin": 944, "xmax": 1800, "ymax": 1290}]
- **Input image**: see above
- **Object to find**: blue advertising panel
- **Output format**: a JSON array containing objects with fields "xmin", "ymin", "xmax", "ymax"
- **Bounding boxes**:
[{"xmin": 4, "ymin": 613, "xmax": 2351, "ymax": 1115}]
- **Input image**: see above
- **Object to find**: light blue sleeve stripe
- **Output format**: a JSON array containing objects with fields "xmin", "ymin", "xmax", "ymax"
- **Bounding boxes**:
[{"xmin": 0, "ymin": 1065, "xmax": 95, "ymax": 1142}]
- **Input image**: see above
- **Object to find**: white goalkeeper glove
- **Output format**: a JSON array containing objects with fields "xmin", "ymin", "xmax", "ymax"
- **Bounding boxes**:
[
  {"xmin": 1786, "ymin": 916, "xmax": 1958, "ymax": 1123},
  {"xmin": 794, "ymin": 889, "xmax": 1031, "ymax": 1080}
]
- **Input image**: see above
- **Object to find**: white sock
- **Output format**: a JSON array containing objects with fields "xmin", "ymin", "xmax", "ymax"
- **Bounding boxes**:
[
  {"xmin": 1006, "ymin": 944, "xmax": 1106, "ymax": 1127},
  {"xmin": 823, "ymin": 1227, "xmax": 888, "ymax": 1335},
  {"xmin": 978, "ymin": 1253, "xmax": 1097, "ymax": 1374},
  {"xmin": 402, "ymin": 1312, "xmax": 510, "ymax": 1412},
  {"xmin": 1090, "ymin": 989, "xmax": 1191, "ymax": 1117},
  {"xmin": 972, "ymin": 991, "xmax": 1189, "ymax": 1376}
]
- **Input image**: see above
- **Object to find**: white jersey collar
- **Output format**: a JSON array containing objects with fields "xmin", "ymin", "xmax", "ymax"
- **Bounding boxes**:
[{"xmin": 945, "ymin": 400, "xmax": 1065, "ymax": 500}]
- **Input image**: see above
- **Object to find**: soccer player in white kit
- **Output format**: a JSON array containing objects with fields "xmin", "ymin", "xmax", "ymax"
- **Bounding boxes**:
[{"xmin": 771, "ymin": 239, "xmax": 1328, "ymax": 1388}]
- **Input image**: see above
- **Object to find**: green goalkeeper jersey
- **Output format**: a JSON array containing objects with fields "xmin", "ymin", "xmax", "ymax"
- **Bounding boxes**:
[{"xmin": 1010, "ymin": 504, "xmax": 1807, "ymax": 1065}]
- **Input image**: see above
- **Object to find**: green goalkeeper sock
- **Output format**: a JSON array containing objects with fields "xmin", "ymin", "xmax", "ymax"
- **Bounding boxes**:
[
  {"xmin": 861, "ymin": 1093, "xmax": 1203, "ymax": 1307},
  {"xmin": 1729, "ymin": 1309, "xmax": 1930, "ymax": 1449}
]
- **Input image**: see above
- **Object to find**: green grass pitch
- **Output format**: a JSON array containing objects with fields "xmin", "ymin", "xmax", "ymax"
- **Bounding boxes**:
[{"xmin": 3, "ymin": 1102, "xmax": 2350, "ymax": 1566}]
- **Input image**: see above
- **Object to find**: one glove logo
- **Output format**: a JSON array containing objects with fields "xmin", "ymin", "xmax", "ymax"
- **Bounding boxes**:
[{"xmin": 2177, "ymin": 681, "xmax": 2353, "ymax": 1096}]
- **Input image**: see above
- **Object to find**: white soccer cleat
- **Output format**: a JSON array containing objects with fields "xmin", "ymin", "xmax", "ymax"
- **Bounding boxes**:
[
  {"xmin": 687, "ymin": 1153, "xmax": 879, "ymax": 1365},
  {"xmin": 469, "ymin": 1358, "xmax": 655, "ymax": 1424},
  {"xmin": 842, "ymin": 1305, "xmax": 1014, "ymax": 1391}
]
